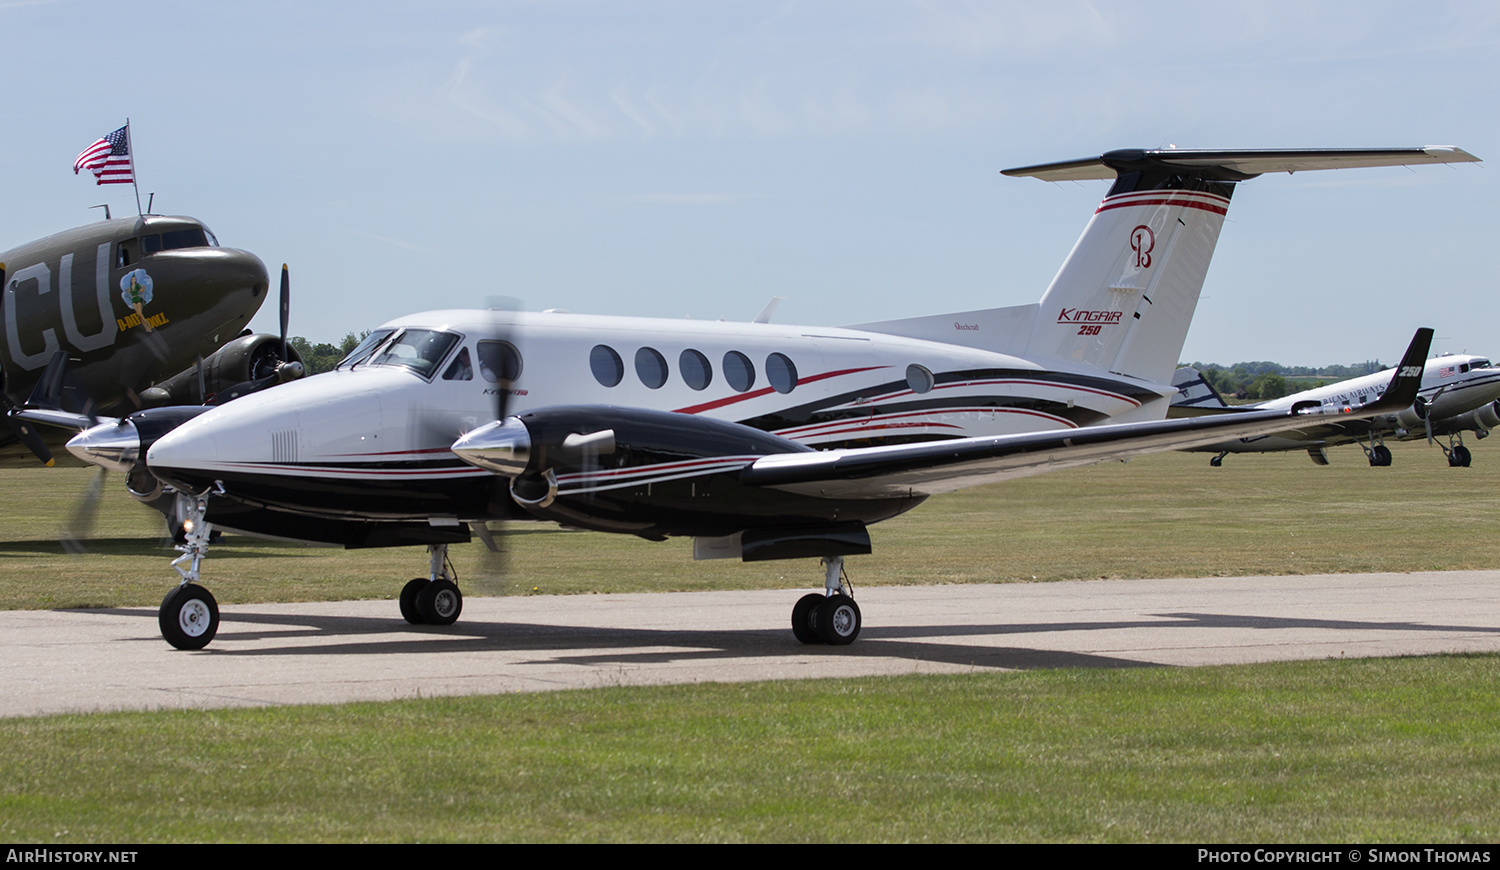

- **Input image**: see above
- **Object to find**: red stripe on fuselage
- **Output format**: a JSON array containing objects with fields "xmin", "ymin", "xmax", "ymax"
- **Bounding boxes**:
[{"xmin": 673, "ymin": 365, "xmax": 890, "ymax": 415}]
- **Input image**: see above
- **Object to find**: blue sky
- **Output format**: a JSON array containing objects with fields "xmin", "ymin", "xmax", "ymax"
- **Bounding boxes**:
[{"xmin": 2, "ymin": 1, "xmax": 1496, "ymax": 366}]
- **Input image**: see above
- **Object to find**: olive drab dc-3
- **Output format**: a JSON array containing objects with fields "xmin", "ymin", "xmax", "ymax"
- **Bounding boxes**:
[
  {"xmin": 0, "ymin": 214, "xmax": 303, "ymax": 468},
  {"xmin": 42, "ymin": 146, "xmax": 1478, "ymax": 651}
]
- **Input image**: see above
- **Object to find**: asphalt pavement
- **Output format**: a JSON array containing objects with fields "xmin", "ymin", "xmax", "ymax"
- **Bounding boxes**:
[{"xmin": 3, "ymin": 570, "xmax": 1497, "ymax": 718}]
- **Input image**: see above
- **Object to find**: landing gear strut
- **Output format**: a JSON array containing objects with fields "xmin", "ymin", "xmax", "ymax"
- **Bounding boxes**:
[
  {"xmin": 399, "ymin": 544, "xmax": 465, "ymax": 626},
  {"xmin": 791, "ymin": 555, "xmax": 862, "ymax": 646},
  {"xmin": 1360, "ymin": 436, "xmax": 1393, "ymax": 467},
  {"xmin": 1442, "ymin": 434, "xmax": 1473, "ymax": 467},
  {"xmin": 159, "ymin": 485, "xmax": 224, "ymax": 650}
]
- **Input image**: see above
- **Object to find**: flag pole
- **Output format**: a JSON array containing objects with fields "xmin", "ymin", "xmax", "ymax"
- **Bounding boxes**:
[{"xmin": 125, "ymin": 118, "xmax": 143, "ymax": 217}]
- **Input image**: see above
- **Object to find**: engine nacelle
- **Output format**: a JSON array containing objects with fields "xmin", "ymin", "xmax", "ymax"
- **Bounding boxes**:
[
  {"xmin": 139, "ymin": 333, "xmax": 304, "ymax": 407},
  {"xmin": 1445, "ymin": 400, "xmax": 1500, "ymax": 436},
  {"xmin": 66, "ymin": 405, "xmax": 213, "ymax": 503},
  {"xmin": 1392, "ymin": 394, "xmax": 1432, "ymax": 431},
  {"xmin": 453, "ymin": 405, "xmax": 920, "ymax": 542}
]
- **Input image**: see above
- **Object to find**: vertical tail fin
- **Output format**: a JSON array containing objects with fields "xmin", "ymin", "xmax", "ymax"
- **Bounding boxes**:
[
  {"xmin": 1015, "ymin": 160, "xmax": 1232, "ymax": 385},
  {"xmin": 854, "ymin": 147, "xmax": 1477, "ymax": 388}
]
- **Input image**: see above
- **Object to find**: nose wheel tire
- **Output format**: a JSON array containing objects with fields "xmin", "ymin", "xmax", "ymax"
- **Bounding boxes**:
[
  {"xmin": 416, "ymin": 579, "xmax": 463, "ymax": 625},
  {"xmin": 814, "ymin": 594, "xmax": 861, "ymax": 646},
  {"xmin": 399, "ymin": 578, "xmax": 429, "ymax": 624},
  {"xmin": 159, "ymin": 584, "xmax": 219, "ymax": 650}
]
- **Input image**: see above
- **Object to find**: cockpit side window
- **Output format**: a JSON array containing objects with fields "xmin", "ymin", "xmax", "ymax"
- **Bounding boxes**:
[
  {"xmin": 367, "ymin": 329, "xmax": 461, "ymax": 378},
  {"xmin": 478, "ymin": 340, "xmax": 523, "ymax": 383},
  {"xmin": 443, "ymin": 347, "xmax": 473, "ymax": 381},
  {"xmin": 336, "ymin": 329, "xmax": 396, "ymax": 370}
]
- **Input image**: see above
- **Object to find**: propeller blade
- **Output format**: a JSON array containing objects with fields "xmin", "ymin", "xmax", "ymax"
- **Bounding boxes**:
[
  {"xmin": 279, "ymin": 264, "xmax": 291, "ymax": 362},
  {"xmin": 61, "ymin": 468, "xmax": 107, "ymax": 554}
]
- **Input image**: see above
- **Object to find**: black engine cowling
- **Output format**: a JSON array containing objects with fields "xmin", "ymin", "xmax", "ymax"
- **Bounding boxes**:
[
  {"xmin": 454, "ymin": 405, "xmax": 919, "ymax": 541},
  {"xmin": 139, "ymin": 333, "xmax": 303, "ymax": 407}
]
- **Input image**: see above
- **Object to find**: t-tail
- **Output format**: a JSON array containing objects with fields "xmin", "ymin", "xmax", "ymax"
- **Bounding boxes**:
[{"xmin": 853, "ymin": 147, "xmax": 1478, "ymax": 388}]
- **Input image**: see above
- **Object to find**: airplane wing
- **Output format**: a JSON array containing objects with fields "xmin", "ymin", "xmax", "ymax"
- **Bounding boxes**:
[
  {"xmin": 1002, "ymin": 147, "xmax": 1480, "ymax": 182},
  {"xmin": 740, "ymin": 329, "xmax": 1432, "ymax": 498}
]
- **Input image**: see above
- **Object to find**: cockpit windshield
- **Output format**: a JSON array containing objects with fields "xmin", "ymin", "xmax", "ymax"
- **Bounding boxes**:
[
  {"xmin": 356, "ymin": 329, "xmax": 461, "ymax": 378},
  {"xmin": 139, "ymin": 227, "xmax": 215, "ymax": 254},
  {"xmin": 336, "ymin": 329, "xmax": 395, "ymax": 370}
]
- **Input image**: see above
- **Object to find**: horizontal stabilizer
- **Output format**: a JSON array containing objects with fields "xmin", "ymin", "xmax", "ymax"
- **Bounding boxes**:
[
  {"xmin": 1169, "ymin": 366, "xmax": 1231, "ymax": 413},
  {"xmin": 1002, "ymin": 147, "xmax": 1480, "ymax": 182}
]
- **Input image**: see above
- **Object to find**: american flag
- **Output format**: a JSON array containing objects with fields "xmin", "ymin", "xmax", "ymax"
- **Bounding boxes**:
[{"xmin": 72, "ymin": 125, "xmax": 133, "ymax": 185}]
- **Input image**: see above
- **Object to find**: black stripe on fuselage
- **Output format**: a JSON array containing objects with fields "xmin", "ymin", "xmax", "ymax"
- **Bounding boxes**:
[{"xmin": 735, "ymin": 367, "xmax": 1157, "ymax": 444}]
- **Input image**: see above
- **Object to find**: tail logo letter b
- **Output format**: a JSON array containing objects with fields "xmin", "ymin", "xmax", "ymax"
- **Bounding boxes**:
[{"xmin": 1130, "ymin": 225, "xmax": 1155, "ymax": 268}]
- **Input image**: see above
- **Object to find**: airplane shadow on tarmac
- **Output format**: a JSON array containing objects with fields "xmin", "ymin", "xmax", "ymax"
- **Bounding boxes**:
[{"xmin": 82, "ymin": 603, "xmax": 1500, "ymax": 673}]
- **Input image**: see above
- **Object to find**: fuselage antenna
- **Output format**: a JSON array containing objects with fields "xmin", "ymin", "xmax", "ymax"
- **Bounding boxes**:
[{"xmin": 90, "ymin": 204, "xmax": 111, "ymax": 221}]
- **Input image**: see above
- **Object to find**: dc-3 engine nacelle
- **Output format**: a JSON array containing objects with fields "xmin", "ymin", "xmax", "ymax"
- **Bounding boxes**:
[
  {"xmin": 138, "ymin": 333, "xmax": 304, "ymax": 407},
  {"xmin": 1392, "ymin": 394, "xmax": 1434, "ymax": 432},
  {"xmin": 1445, "ymin": 400, "xmax": 1500, "ymax": 438}
]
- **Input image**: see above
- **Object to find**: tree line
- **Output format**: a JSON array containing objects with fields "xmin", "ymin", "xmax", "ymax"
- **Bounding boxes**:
[{"xmin": 1184, "ymin": 359, "xmax": 1386, "ymax": 401}]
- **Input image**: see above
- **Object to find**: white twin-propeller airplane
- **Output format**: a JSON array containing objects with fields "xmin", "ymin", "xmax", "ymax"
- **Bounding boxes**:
[
  {"xmin": 1171, "ymin": 352, "xmax": 1500, "ymax": 467},
  {"xmin": 50, "ymin": 146, "xmax": 1475, "ymax": 650}
]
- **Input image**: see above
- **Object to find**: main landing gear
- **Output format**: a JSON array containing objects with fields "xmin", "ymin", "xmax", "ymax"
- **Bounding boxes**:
[
  {"xmin": 399, "ymin": 544, "xmax": 465, "ymax": 626},
  {"xmin": 791, "ymin": 555, "xmax": 862, "ymax": 646},
  {"xmin": 1360, "ymin": 436, "xmax": 1393, "ymax": 467},
  {"xmin": 1442, "ymin": 435, "xmax": 1473, "ymax": 467}
]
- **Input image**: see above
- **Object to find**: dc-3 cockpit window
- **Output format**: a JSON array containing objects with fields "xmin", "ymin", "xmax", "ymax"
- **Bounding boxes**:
[
  {"xmin": 138, "ymin": 228, "xmax": 213, "ymax": 254},
  {"xmin": 1474, "ymin": 359, "xmax": 1492, "ymax": 370},
  {"xmin": 365, "ymin": 329, "xmax": 462, "ymax": 378}
]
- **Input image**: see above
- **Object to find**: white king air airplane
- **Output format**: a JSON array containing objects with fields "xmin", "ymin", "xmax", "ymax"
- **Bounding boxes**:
[{"xmin": 57, "ymin": 146, "xmax": 1472, "ymax": 650}]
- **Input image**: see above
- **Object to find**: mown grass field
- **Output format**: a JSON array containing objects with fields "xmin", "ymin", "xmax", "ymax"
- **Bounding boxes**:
[
  {"xmin": 2, "ymin": 439, "xmax": 1497, "ymax": 610},
  {"xmin": 1, "ymin": 439, "xmax": 1497, "ymax": 842}
]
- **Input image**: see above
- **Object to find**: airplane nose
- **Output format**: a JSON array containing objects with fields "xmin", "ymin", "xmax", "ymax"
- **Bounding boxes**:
[
  {"xmin": 452, "ymin": 417, "xmax": 531, "ymax": 477},
  {"xmin": 67, "ymin": 419, "xmax": 141, "ymax": 472},
  {"xmin": 199, "ymin": 247, "xmax": 269, "ymax": 296}
]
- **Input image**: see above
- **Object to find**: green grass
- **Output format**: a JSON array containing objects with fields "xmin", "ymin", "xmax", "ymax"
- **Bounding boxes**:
[
  {"xmin": 1, "ymin": 656, "xmax": 1496, "ymax": 842},
  {"xmin": 1, "ymin": 439, "xmax": 1495, "ymax": 610},
  {"xmin": 3, "ymin": 442, "xmax": 1498, "ymax": 842}
]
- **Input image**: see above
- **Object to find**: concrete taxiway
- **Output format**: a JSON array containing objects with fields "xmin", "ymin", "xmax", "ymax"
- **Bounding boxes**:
[{"xmin": 3, "ymin": 570, "xmax": 1497, "ymax": 718}]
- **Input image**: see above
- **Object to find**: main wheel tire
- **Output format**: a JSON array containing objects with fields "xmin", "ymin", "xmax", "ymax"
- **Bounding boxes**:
[
  {"xmin": 1371, "ymin": 445, "xmax": 1393, "ymax": 467},
  {"xmin": 159, "ymin": 584, "xmax": 219, "ymax": 650},
  {"xmin": 1453, "ymin": 445, "xmax": 1473, "ymax": 467},
  {"xmin": 792, "ymin": 593, "xmax": 825, "ymax": 644},
  {"xmin": 416, "ymin": 579, "xmax": 463, "ymax": 626},
  {"xmin": 399, "ymin": 578, "xmax": 428, "ymax": 625},
  {"xmin": 815, "ymin": 594, "xmax": 861, "ymax": 646}
]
